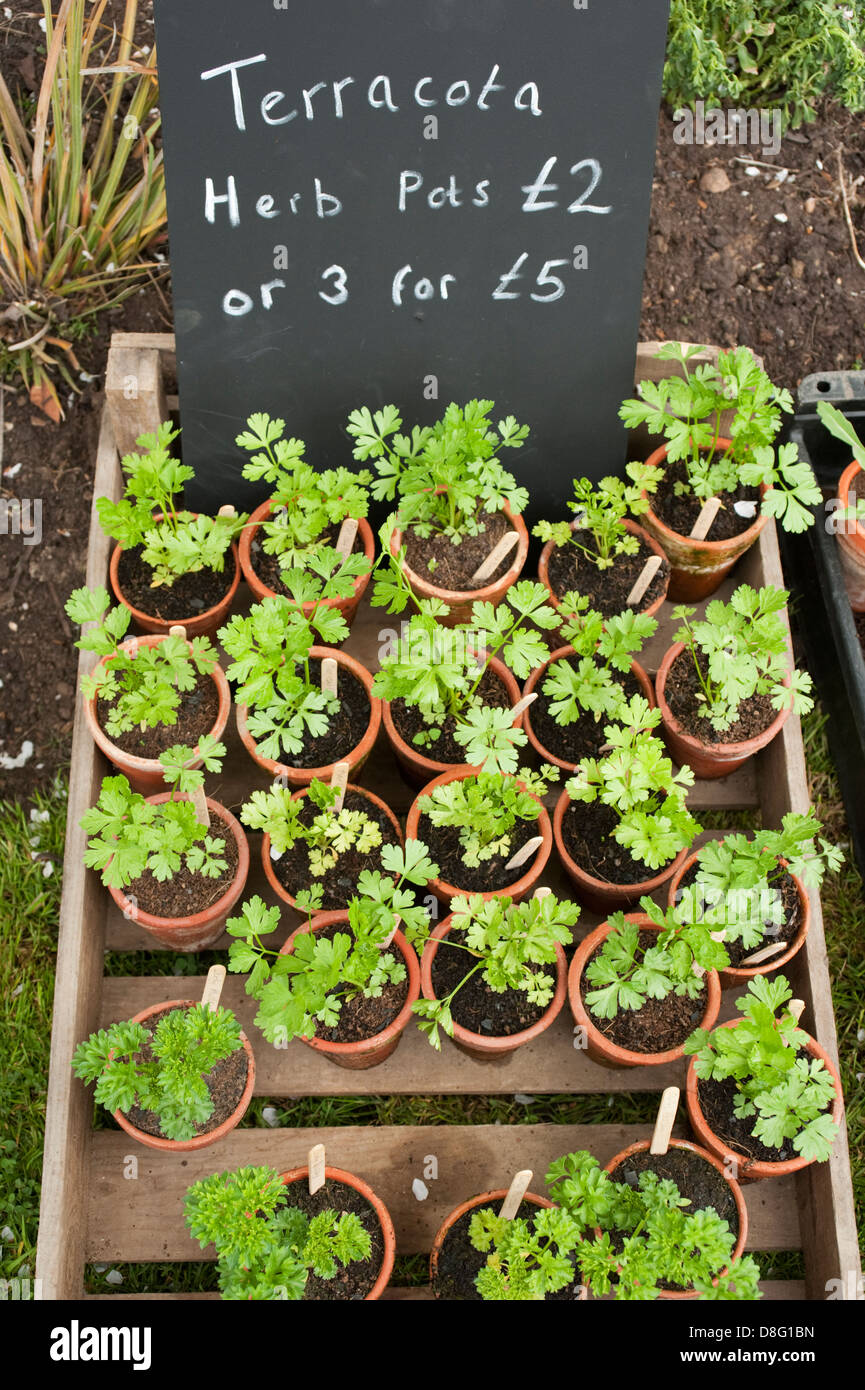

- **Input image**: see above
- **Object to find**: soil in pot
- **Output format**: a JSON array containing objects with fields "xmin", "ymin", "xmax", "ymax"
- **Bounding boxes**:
[
  {"xmin": 530, "ymin": 666, "xmax": 643, "ymax": 766},
  {"xmin": 663, "ymin": 648, "xmax": 779, "ymax": 746},
  {"xmin": 122, "ymin": 820, "xmax": 239, "ymax": 918},
  {"xmin": 389, "ymin": 667, "xmax": 511, "ymax": 765},
  {"xmin": 298, "ymin": 922, "xmax": 408, "ymax": 1045},
  {"xmin": 675, "ymin": 860, "xmax": 802, "ymax": 970},
  {"xmin": 401, "ymin": 511, "xmax": 517, "ymax": 591},
  {"xmin": 545, "ymin": 536, "xmax": 669, "ymax": 617},
  {"xmin": 430, "ymin": 927, "xmax": 553, "ymax": 1037},
  {"xmin": 248, "ymin": 521, "xmax": 365, "ymax": 598},
  {"xmin": 696, "ymin": 1049, "xmax": 835, "ymax": 1164},
  {"xmin": 116, "ymin": 545, "xmax": 234, "ymax": 621},
  {"xmin": 286, "ymin": 1177, "xmax": 385, "ymax": 1300},
  {"xmin": 278, "ymin": 658, "xmax": 371, "ymax": 769},
  {"xmin": 580, "ymin": 929, "xmax": 708, "ymax": 1053},
  {"xmin": 120, "ymin": 1005, "xmax": 248, "ymax": 1141},
  {"xmin": 418, "ymin": 809, "xmax": 540, "ymax": 894},
  {"xmin": 270, "ymin": 791, "xmax": 401, "ymax": 911},
  {"xmin": 96, "ymin": 669, "xmax": 219, "ymax": 760},
  {"xmin": 560, "ymin": 799, "xmax": 676, "ymax": 887},
  {"xmin": 433, "ymin": 1198, "xmax": 581, "ymax": 1300},
  {"xmin": 650, "ymin": 461, "xmax": 761, "ymax": 542},
  {"xmin": 853, "ymin": 611, "xmax": 865, "ymax": 656}
]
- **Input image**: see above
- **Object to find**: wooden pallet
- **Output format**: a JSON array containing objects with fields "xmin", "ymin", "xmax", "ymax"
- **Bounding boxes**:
[{"xmin": 35, "ymin": 335, "xmax": 862, "ymax": 1301}]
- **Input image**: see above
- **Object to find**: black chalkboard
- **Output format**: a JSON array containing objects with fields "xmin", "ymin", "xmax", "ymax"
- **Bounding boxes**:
[{"xmin": 152, "ymin": 0, "xmax": 670, "ymax": 524}]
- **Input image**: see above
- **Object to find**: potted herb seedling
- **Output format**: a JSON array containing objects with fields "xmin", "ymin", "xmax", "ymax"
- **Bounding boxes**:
[
  {"xmin": 555, "ymin": 695, "xmax": 701, "ymax": 912},
  {"xmin": 620, "ymin": 343, "xmax": 820, "ymax": 599},
  {"xmin": 567, "ymin": 896, "xmax": 724, "ymax": 1069},
  {"xmin": 241, "ymin": 773, "xmax": 402, "ymax": 912},
  {"xmin": 407, "ymin": 763, "xmax": 557, "ymax": 908},
  {"xmin": 218, "ymin": 590, "xmax": 379, "ymax": 784},
  {"xmin": 227, "ymin": 839, "xmax": 437, "ymax": 1068},
  {"xmin": 98, "ymin": 421, "xmax": 247, "ymax": 635},
  {"xmin": 234, "ymin": 412, "xmax": 375, "ymax": 614},
  {"xmin": 348, "ymin": 399, "xmax": 530, "ymax": 623},
  {"xmin": 416, "ymin": 889, "xmax": 578, "ymax": 1057},
  {"xmin": 684, "ymin": 974, "xmax": 843, "ymax": 1179},
  {"xmin": 184, "ymin": 1160, "xmax": 395, "ymax": 1300},
  {"xmin": 669, "ymin": 811, "xmax": 843, "ymax": 987},
  {"xmin": 816, "ymin": 400, "xmax": 865, "ymax": 610},
  {"xmin": 522, "ymin": 595, "xmax": 658, "ymax": 771},
  {"xmin": 66, "ymin": 585, "xmax": 230, "ymax": 794},
  {"xmin": 534, "ymin": 465, "xmax": 669, "ymax": 618},
  {"xmin": 656, "ymin": 583, "xmax": 814, "ymax": 778}
]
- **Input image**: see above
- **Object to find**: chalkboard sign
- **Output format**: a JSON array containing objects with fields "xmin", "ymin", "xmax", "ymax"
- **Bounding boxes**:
[{"xmin": 152, "ymin": 0, "xmax": 670, "ymax": 523}]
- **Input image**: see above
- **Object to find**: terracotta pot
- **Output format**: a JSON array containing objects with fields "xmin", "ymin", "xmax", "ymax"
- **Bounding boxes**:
[
  {"xmin": 522, "ymin": 645, "xmax": 655, "ymax": 773},
  {"xmin": 420, "ymin": 914, "xmax": 567, "ymax": 1060},
  {"xmin": 430, "ymin": 1188, "xmax": 587, "ymax": 1299},
  {"xmin": 279, "ymin": 1164, "xmax": 395, "ymax": 1299},
  {"xmin": 109, "ymin": 522, "xmax": 240, "ymax": 639},
  {"xmin": 537, "ymin": 518, "xmax": 669, "ymax": 617},
  {"xmin": 239, "ymin": 500, "xmax": 375, "ymax": 621},
  {"xmin": 106, "ymin": 795, "xmax": 250, "ymax": 951},
  {"xmin": 389, "ymin": 500, "xmax": 529, "ymax": 627},
  {"xmin": 553, "ymin": 786, "xmax": 689, "ymax": 914},
  {"xmin": 235, "ymin": 646, "xmax": 380, "ymax": 786},
  {"xmin": 407, "ymin": 766, "xmax": 553, "ymax": 910},
  {"xmin": 279, "ymin": 911, "xmax": 420, "ymax": 1069},
  {"xmin": 83, "ymin": 633, "xmax": 232, "ymax": 796},
  {"xmin": 382, "ymin": 654, "xmax": 524, "ymax": 788},
  {"xmin": 655, "ymin": 641, "xmax": 792, "ymax": 780},
  {"xmin": 262, "ymin": 783, "xmax": 403, "ymax": 911},
  {"xmin": 836, "ymin": 460, "xmax": 865, "ymax": 610},
  {"xmin": 685, "ymin": 1020, "xmax": 844, "ymax": 1180},
  {"xmin": 112, "ymin": 998, "xmax": 255, "ymax": 1152},
  {"xmin": 640, "ymin": 442, "xmax": 770, "ymax": 602},
  {"xmin": 568, "ymin": 914, "xmax": 721, "ymax": 1069},
  {"xmin": 603, "ymin": 1138, "xmax": 748, "ymax": 1300},
  {"xmin": 667, "ymin": 850, "xmax": 811, "ymax": 990}
]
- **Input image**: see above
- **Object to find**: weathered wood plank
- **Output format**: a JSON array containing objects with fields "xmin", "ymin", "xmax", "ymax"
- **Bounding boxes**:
[{"xmin": 104, "ymin": 343, "xmax": 168, "ymax": 458}]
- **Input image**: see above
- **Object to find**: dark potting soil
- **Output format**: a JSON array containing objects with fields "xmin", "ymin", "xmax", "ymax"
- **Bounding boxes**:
[
  {"xmin": 418, "ymin": 807, "xmax": 541, "ymax": 894},
  {"xmin": 664, "ymin": 647, "xmax": 779, "ymax": 745},
  {"xmin": 123, "ymin": 819, "xmax": 238, "ymax": 919},
  {"xmin": 286, "ymin": 1177, "xmax": 384, "ymax": 1300},
  {"xmin": 581, "ymin": 928, "xmax": 708, "ymax": 1054},
  {"xmin": 528, "ymin": 664, "xmax": 642, "ymax": 767},
  {"xmin": 402, "ymin": 510, "xmax": 515, "ymax": 591},
  {"xmin": 429, "ymin": 926, "xmax": 555, "ymax": 1037},
  {"xmin": 546, "ymin": 534, "xmax": 669, "ymax": 618},
  {"xmin": 650, "ymin": 459, "xmax": 762, "ymax": 541},
  {"xmin": 96, "ymin": 668, "xmax": 219, "ymax": 760},
  {"xmin": 854, "ymin": 609, "xmax": 865, "ymax": 658},
  {"xmin": 560, "ymin": 797, "xmax": 675, "ymax": 887},
  {"xmin": 271, "ymin": 789, "xmax": 400, "ymax": 910},
  {"xmin": 123, "ymin": 1005, "xmax": 248, "ymax": 1140},
  {"xmin": 280, "ymin": 659, "xmax": 371, "ymax": 769},
  {"xmin": 296, "ymin": 921, "xmax": 408, "ymax": 1045},
  {"xmin": 390, "ymin": 666, "xmax": 511, "ymax": 766},
  {"xmin": 249, "ymin": 520, "xmax": 363, "ymax": 598},
  {"xmin": 433, "ymin": 1198, "xmax": 581, "ymax": 1300},
  {"xmin": 675, "ymin": 858, "xmax": 801, "ymax": 969},
  {"xmin": 116, "ymin": 544, "xmax": 234, "ymax": 621},
  {"xmin": 696, "ymin": 1046, "xmax": 834, "ymax": 1165}
]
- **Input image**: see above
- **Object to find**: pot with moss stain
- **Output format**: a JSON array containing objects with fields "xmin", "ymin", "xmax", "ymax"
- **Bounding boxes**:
[
  {"xmin": 537, "ymin": 518, "xmax": 669, "ymax": 618},
  {"xmin": 278, "ymin": 911, "xmax": 420, "ymax": 1069},
  {"xmin": 109, "ymin": 516, "xmax": 241, "ymax": 639},
  {"xmin": 235, "ymin": 646, "xmax": 381, "ymax": 786},
  {"xmin": 553, "ymin": 785, "xmax": 688, "ymax": 915},
  {"xmin": 835, "ymin": 459, "xmax": 865, "ymax": 610},
  {"xmin": 567, "ymin": 913, "xmax": 721, "ymax": 1070},
  {"xmin": 106, "ymin": 795, "xmax": 250, "ymax": 951},
  {"xmin": 112, "ymin": 998, "xmax": 256, "ymax": 1153},
  {"xmin": 239, "ymin": 500, "xmax": 375, "ymax": 619},
  {"xmin": 83, "ymin": 633, "xmax": 232, "ymax": 796},
  {"xmin": 278, "ymin": 1164, "xmax": 395, "ymax": 1299},
  {"xmin": 430, "ymin": 1188, "xmax": 588, "ymax": 1300},
  {"xmin": 521, "ymin": 644, "xmax": 656, "ymax": 773}
]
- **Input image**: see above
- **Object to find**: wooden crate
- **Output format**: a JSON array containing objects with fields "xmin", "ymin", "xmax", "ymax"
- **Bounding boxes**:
[{"xmin": 35, "ymin": 334, "xmax": 862, "ymax": 1301}]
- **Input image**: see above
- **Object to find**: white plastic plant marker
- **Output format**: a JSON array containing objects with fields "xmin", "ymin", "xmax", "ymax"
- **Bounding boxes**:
[
  {"xmin": 335, "ymin": 516, "xmax": 359, "ymax": 558},
  {"xmin": 308, "ymin": 1143, "xmax": 326, "ymax": 1195},
  {"xmin": 625, "ymin": 554, "xmax": 663, "ymax": 608},
  {"xmin": 470, "ymin": 528, "xmax": 519, "ymax": 584},
  {"xmin": 499, "ymin": 1169, "xmax": 533, "ymax": 1221},
  {"xmin": 649, "ymin": 1086, "xmax": 680, "ymax": 1155},
  {"xmin": 509, "ymin": 692, "xmax": 537, "ymax": 722},
  {"xmin": 321, "ymin": 657, "xmax": 338, "ymax": 697},
  {"xmin": 201, "ymin": 964, "xmax": 226, "ymax": 1012},
  {"xmin": 741, "ymin": 939, "xmax": 788, "ymax": 966},
  {"xmin": 330, "ymin": 760, "xmax": 350, "ymax": 812},
  {"xmin": 689, "ymin": 495, "xmax": 723, "ymax": 542},
  {"xmin": 505, "ymin": 835, "xmax": 545, "ymax": 872},
  {"xmin": 168, "ymin": 624, "xmax": 187, "ymax": 640}
]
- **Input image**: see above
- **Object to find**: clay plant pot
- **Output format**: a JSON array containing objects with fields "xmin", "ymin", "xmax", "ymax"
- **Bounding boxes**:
[
  {"xmin": 83, "ymin": 632, "xmax": 232, "ymax": 796},
  {"xmin": 239, "ymin": 500, "xmax": 375, "ymax": 621},
  {"xmin": 639, "ymin": 442, "xmax": 770, "ymax": 602},
  {"xmin": 430, "ymin": 1188, "xmax": 587, "ymax": 1299},
  {"xmin": 685, "ymin": 1020, "xmax": 844, "ymax": 1180},
  {"xmin": 112, "ymin": 998, "xmax": 256, "ymax": 1152},
  {"xmin": 407, "ymin": 766, "xmax": 553, "ymax": 910},
  {"xmin": 667, "ymin": 850, "xmax": 811, "ymax": 990},
  {"xmin": 235, "ymin": 646, "xmax": 381, "ymax": 786},
  {"xmin": 106, "ymin": 795, "xmax": 250, "ymax": 951},
  {"xmin": 389, "ymin": 500, "xmax": 529, "ymax": 627},
  {"xmin": 603, "ymin": 1138, "xmax": 748, "ymax": 1300},
  {"xmin": 278, "ymin": 911, "xmax": 420, "ymax": 1069},
  {"xmin": 262, "ymin": 783, "xmax": 403, "ymax": 911},
  {"xmin": 655, "ymin": 641, "xmax": 792, "ymax": 780},
  {"xmin": 522, "ymin": 645, "xmax": 655, "ymax": 773},
  {"xmin": 382, "ymin": 654, "xmax": 524, "ymax": 788},
  {"xmin": 553, "ymin": 786, "xmax": 689, "ymax": 915},
  {"xmin": 109, "ymin": 520, "xmax": 240, "ymax": 639},
  {"xmin": 836, "ymin": 460, "xmax": 865, "ymax": 611},
  {"xmin": 278, "ymin": 1164, "xmax": 396, "ymax": 1299},
  {"xmin": 419, "ymin": 914, "xmax": 567, "ymax": 1061},
  {"xmin": 567, "ymin": 914, "xmax": 721, "ymax": 1069},
  {"xmin": 537, "ymin": 518, "xmax": 669, "ymax": 618}
]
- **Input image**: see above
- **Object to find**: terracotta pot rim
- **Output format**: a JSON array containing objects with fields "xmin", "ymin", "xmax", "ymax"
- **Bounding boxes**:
[
  {"xmin": 430, "ymin": 1188, "xmax": 573, "ymax": 1296},
  {"xmin": 537, "ymin": 517, "xmax": 670, "ymax": 614},
  {"xmin": 553, "ymin": 787, "xmax": 689, "ymax": 900},
  {"xmin": 656, "ymin": 641, "xmax": 792, "ymax": 761},
  {"xmin": 278, "ymin": 1163, "xmax": 395, "ymax": 1300},
  {"xmin": 838, "ymin": 459, "xmax": 865, "ymax": 546},
  {"xmin": 389, "ymin": 500, "xmax": 528, "ymax": 604},
  {"xmin": 109, "ymin": 524, "xmax": 240, "ymax": 629},
  {"xmin": 522, "ymin": 647, "xmax": 655, "ymax": 772},
  {"xmin": 641, "ymin": 442, "xmax": 770, "ymax": 553},
  {"xmin": 239, "ymin": 500, "xmax": 375, "ymax": 603}
]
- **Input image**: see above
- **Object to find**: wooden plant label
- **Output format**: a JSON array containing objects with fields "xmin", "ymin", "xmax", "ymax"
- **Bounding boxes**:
[
  {"xmin": 741, "ymin": 939, "xmax": 788, "ymax": 967},
  {"xmin": 533, "ymin": 886, "xmax": 552, "ymax": 900},
  {"xmin": 378, "ymin": 915, "xmax": 400, "ymax": 951},
  {"xmin": 335, "ymin": 516, "xmax": 359, "ymax": 558},
  {"xmin": 321, "ymin": 657, "xmax": 339, "ymax": 696},
  {"xmin": 692, "ymin": 930, "xmax": 726, "ymax": 980},
  {"xmin": 625, "ymin": 553, "xmax": 662, "ymax": 608},
  {"xmin": 470, "ymin": 529, "xmax": 520, "ymax": 585},
  {"xmin": 504, "ymin": 835, "xmax": 544, "ymax": 872},
  {"xmin": 201, "ymin": 964, "xmax": 226, "ymax": 1012},
  {"xmin": 191, "ymin": 782, "xmax": 211, "ymax": 827},
  {"xmin": 509, "ymin": 692, "xmax": 537, "ymax": 722},
  {"xmin": 330, "ymin": 760, "xmax": 350, "ymax": 811},
  {"xmin": 689, "ymin": 495, "xmax": 722, "ymax": 541},
  {"xmin": 217, "ymin": 503, "xmax": 236, "ymax": 518},
  {"xmin": 499, "ymin": 1169, "xmax": 533, "ymax": 1221},
  {"xmin": 308, "ymin": 1143, "xmax": 326, "ymax": 1195},
  {"xmin": 168, "ymin": 624, "xmax": 188, "ymax": 639},
  {"xmin": 782, "ymin": 998, "xmax": 806, "ymax": 1047},
  {"xmin": 649, "ymin": 1085, "xmax": 680, "ymax": 1155}
]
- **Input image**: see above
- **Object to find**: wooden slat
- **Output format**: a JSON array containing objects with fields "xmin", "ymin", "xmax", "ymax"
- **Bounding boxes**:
[{"xmin": 104, "ymin": 343, "xmax": 168, "ymax": 458}]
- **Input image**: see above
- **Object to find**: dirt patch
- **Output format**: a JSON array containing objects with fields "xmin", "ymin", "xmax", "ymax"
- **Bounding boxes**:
[
  {"xmin": 663, "ymin": 646, "xmax": 780, "ymax": 745},
  {"xmin": 402, "ymin": 510, "xmax": 515, "ymax": 590},
  {"xmin": 429, "ymin": 926, "xmax": 556, "ymax": 1038},
  {"xmin": 271, "ymin": 789, "xmax": 400, "ymax": 910},
  {"xmin": 580, "ymin": 928, "xmax": 708, "ymax": 1054},
  {"xmin": 115, "ymin": 545, "xmax": 234, "ymax": 622},
  {"xmin": 545, "ymin": 534, "xmax": 669, "ymax": 616},
  {"xmin": 96, "ymin": 668, "xmax": 219, "ymax": 760},
  {"xmin": 650, "ymin": 460, "xmax": 761, "ymax": 540}
]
